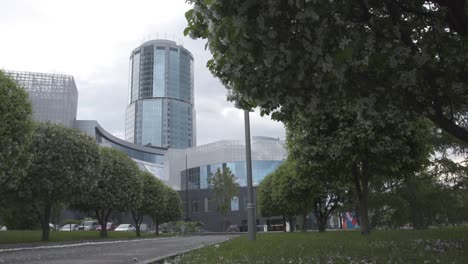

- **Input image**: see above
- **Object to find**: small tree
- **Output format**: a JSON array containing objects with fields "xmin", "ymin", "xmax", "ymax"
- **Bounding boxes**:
[
  {"xmin": 75, "ymin": 147, "xmax": 142, "ymax": 238},
  {"xmin": 210, "ymin": 167, "xmax": 239, "ymax": 231},
  {"xmin": 131, "ymin": 171, "xmax": 165, "ymax": 237},
  {"xmin": 22, "ymin": 122, "xmax": 100, "ymax": 241},
  {"xmin": 0, "ymin": 70, "xmax": 33, "ymax": 195},
  {"xmin": 160, "ymin": 186, "xmax": 183, "ymax": 231},
  {"xmin": 146, "ymin": 183, "xmax": 182, "ymax": 235},
  {"xmin": 258, "ymin": 168, "xmax": 297, "ymax": 232}
]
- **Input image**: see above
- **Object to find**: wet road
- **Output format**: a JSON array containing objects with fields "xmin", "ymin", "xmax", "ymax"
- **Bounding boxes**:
[{"xmin": 0, "ymin": 235, "xmax": 236, "ymax": 264}]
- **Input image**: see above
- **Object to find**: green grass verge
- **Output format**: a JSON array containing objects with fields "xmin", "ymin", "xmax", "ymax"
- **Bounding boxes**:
[
  {"xmin": 0, "ymin": 230, "xmax": 171, "ymax": 245},
  {"xmin": 171, "ymin": 227, "xmax": 468, "ymax": 264}
]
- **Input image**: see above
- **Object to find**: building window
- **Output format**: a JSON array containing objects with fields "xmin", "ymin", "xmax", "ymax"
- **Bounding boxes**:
[{"xmin": 192, "ymin": 200, "xmax": 198, "ymax": 213}]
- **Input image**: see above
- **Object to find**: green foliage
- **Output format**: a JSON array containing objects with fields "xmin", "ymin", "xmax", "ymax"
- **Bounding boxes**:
[
  {"xmin": 258, "ymin": 158, "xmax": 345, "ymax": 232},
  {"xmin": 137, "ymin": 172, "xmax": 182, "ymax": 234},
  {"xmin": 258, "ymin": 160, "xmax": 305, "ymax": 221},
  {"xmin": 209, "ymin": 167, "xmax": 239, "ymax": 217},
  {"xmin": 257, "ymin": 172, "xmax": 278, "ymax": 218},
  {"xmin": 285, "ymin": 102, "xmax": 434, "ymax": 233},
  {"xmin": 21, "ymin": 122, "xmax": 100, "ymax": 240},
  {"xmin": 370, "ymin": 172, "xmax": 468, "ymax": 229},
  {"xmin": 0, "ymin": 201, "xmax": 40, "ymax": 230},
  {"xmin": 161, "ymin": 186, "xmax": 183, "ymax": 223},
  {"xmin": 173, "ymin": 228, "xmax": 468, "ymax": 264},
  {"xmin": 74, "ymin": 147, "xmax": 142, "ymax": 237},
  {"xmin": 185, "ymin": 0, "xmax": 468, "ymax": 144},
  {"xmin": 132, "ymin": 171, "xmax": 182, "ymax": 236},
  {"xmin": 0, "ymin": 70, "xmax": 33, "ymax": 192}
]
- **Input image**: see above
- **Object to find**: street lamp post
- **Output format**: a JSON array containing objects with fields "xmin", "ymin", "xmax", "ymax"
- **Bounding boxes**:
[
  {"xmin": 244, "ymin": 110, "xmax": 256, "ymax": 240},
  {"xmin": 185, "ymin": 154, "xmax": 190, "ymax": 222}
]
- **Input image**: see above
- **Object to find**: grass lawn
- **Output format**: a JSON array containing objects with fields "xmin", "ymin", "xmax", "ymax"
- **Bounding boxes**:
[
  {"xmin": 0, "ymin": 230, "xmax": 171, "ymax": 245},
  {"xmin": 170, "ymin": 227, "xmax": 467, "ymax": 264}
]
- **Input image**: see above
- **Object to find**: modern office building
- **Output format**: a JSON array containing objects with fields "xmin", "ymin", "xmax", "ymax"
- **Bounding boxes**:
[
  {"xmin": 125, "ymin": 39, "xmax": 196, "ymax": 149},
  {"xmin": 6, "ymin": 67, "xmax": 293, "ymax": 231},
  {"xmin": 5, "ymin": 70, "xmax": 78, "ymax": 128},
  {"xmin": 169, "ymin": 137, "xmax": 287, "ymax": 231}
]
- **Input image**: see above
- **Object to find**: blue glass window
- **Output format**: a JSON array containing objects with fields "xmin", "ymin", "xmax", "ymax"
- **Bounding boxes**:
[{"xmin": 153, "ymin": 49, "xmax": 165, "ymax": 97}]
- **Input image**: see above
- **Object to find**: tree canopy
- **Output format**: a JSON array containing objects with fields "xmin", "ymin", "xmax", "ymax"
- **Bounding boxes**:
[
  {"xmin": 74, "ymin": 147, "xmax": 142, "ymax": 238},
  {"xmin": 286, "ymin": 101, "xmax": 434, "ymax": 234},
  {"xmin": 0, "ymin": 70, "xmax": 33, "ymax": 192},
  {"xmin": 22, "ymin": 122, "xmax": 100, "ymax": 241},
  {"xmin": 185, "ymin": 0, "xmax": 468, "ymax": 144},
  {"xmin": 133, "ymin": 171, "xmax": 165, "ymax": 235}
]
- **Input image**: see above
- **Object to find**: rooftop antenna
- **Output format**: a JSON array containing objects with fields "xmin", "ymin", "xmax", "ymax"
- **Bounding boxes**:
[{"xmin": 140, "ymin": 32, "xmax": 184, "ymax": 46}]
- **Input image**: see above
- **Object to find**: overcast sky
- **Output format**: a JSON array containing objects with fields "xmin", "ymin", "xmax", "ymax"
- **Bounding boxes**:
[{"xmin": 0, "ymin": 0, "xmax": 285, "ymax": 145}]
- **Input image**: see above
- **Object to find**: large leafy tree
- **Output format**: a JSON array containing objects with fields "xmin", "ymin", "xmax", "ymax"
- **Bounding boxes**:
[
  {"xmin": 75, "ymin": 147, "xmax": 142, "ymax": 238},
  {"xmin": 0, "ymin": 70, "xmax": 33, "ymax": 194},
  {"xmin": 185, "ymin": 0, "xmax": 468, "ymax": 144},
  {"xmin": 210, "ymin": 167, "xmax": 239, "ymax": 230},
  {"xmin": 22, "ymin": 122, "xmax": 100, "ymax": 241},
  {"xmin": 286, "ymin": 102, "xmax": 433, "ymax": 234}
]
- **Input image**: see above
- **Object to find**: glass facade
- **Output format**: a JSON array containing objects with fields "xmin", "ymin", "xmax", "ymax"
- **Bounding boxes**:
[
  {"xmin": 125, "ymin": 40, "xmax": 195, "ymax": 149},
  {"xmin": 141, "ymin": 99, "xmax": 162, "ymax": 146},
  {"xmin": 153, "ymin": 48, "xmax": 165, "ymax": 97},
  {"xmin": 181, "ymin": 160, "xmax": 282, "ymax": 190},
  {"xmin": 125, "ymin": 104, "xmax": 135, "ymax": 143},
  {"xmin": 131, "ymin": 52, "xmax": 140, "ymax": 102},
  {"xmin": 5, "ymin": 70, "xmax": 78, "ymax": 128}
]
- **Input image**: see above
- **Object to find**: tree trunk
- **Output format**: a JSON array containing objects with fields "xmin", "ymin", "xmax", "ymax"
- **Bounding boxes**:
[
  {"xmin": 338, "ymin": 212, "xmax": 343, "ymax": 229},
  {"xmin": 96, "ymin": 209, "xmax": 111, "ymax": 238},
  {"xmin": 358, "ymin": 189, "xmax": 370, "ymax": 235},
  {"xmin": 135, "ymin": 225, "xmax": 141, "ymax": 237},
  {"xmin": 131, "ymin": 211, "xmax": 143, "ymax": 237},
  {"xmin": 282, "ymin": 215, "xmax": 286, "ymax": 232},
  {"xmin": 40, "ymin": 204, "xmax": 52, "ymax": 241},
  {"xmin": 353, "ymin": 162, "xmax": 371, "ymax": 235},
  {"xmin": 406, "ymin": 178, "xmax": 426, "ymax": 229},
  {"xmin": 155, "ymin": 220, "xmax": 159, "ymax": 235},
  {"xmin": 302, "ymin": 213, "xmax": 308, "ymax": 232},
  {"xmin": 313, "ymin": 198, "xmax": 328, "ymax": 232},
  {"xmin": 313, "ymin": 210, "xmax": 326, "ymax": 232},
  {"xmin": 288, "ymin": 216, "xmax": 295, "ymax": 232}
]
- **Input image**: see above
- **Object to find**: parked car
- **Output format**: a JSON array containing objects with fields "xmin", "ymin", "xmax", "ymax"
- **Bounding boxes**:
[
  {"xmin": 60, "ymin": 224, "xmax": 78, "ymax": 231},
  {"xmin": 0, "ymin": 225, "xmax": 7, "ymax": 231},
  {"xmin": 139, "ymin": 224, "xmax": 148, "ymax": 232},
  {"xmin": 114, "ymin": 224, "xmax": 135, "ymax": 232},
  {"xmin": 226, "ymin": 224, "xmax": 240, "ymax": 232},
  {"xmin": 77, "ymin": 220, "xmax": 99, "ymax": 231},
  {"xmin": 95, "ymin": 222, "xmax": 114, "ymax": 231},
  {"xmin": 49, "ymin": 223, "xmax": 59, "ymax": 231}
]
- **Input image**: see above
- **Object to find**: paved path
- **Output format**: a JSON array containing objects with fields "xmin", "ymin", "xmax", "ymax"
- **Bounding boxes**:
[{"xmin": 0, "ymin": 235, "xmax": 237, "ymax": 264}]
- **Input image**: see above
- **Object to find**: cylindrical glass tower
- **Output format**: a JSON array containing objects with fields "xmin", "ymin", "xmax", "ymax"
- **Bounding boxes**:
[{"xmin": 125, "ymin": 39, "xmax": 196, "ymax": 149}]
